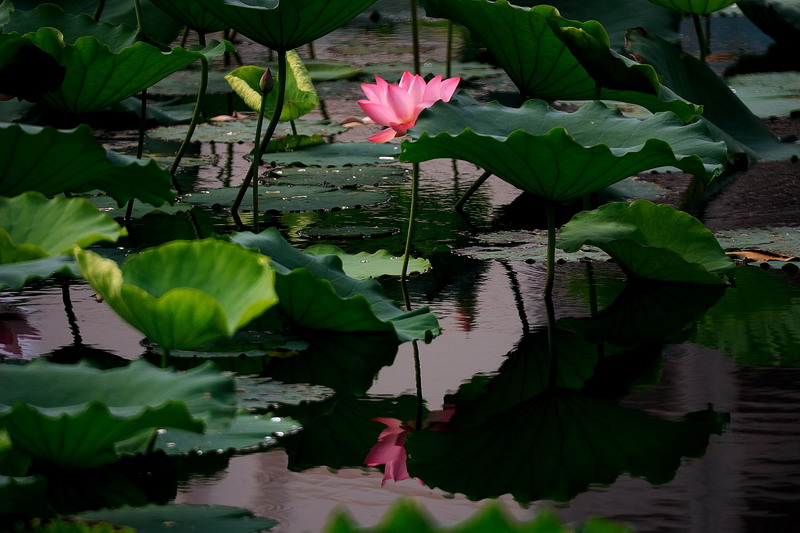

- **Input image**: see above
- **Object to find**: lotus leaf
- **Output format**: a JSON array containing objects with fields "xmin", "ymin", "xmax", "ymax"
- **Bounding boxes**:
[
  {"xmin": 0, "ymin": 255, "xmax": 78, "ymax": 291},
  {"xmin": 557, "ymin": 200, "xmax": 734, "ymax": 284},
  {"xmin": 0, "ymin": 192, "xmax": 125, "ymax": 264},
  {"xmin": 324, "ymin": 499, "xmax": 634, "ymax": 533},
  {"xmin": 738, "ymin": 0, "xmax": 800, "ymax": 46},
  {"xmin": 236, "ymin": 377, "xmax": 334, "ymax": 410},
  {"xmin": 269, "ymin": 166, "xmax": 408, "ymax": 187},
  {"xmin": 422, "ymin": 0, "xmax": 700, "ymax": 121},
  {"xmin": 263, "ymin": 142, "xmax": 402, "ymax": 167},
  {"xmin": 407, "ymin": 393, "xmax": 726, "ymax": 503},
  {"xmin": 231, "ymin": 228, "xmax": 441, "ymax": 342},
  {"xmin": 0, "ymin": 360, "xmax": 239, "ymax": 468},
  {"xmin": 0, "ymin": 32, "xmax": 65, "ymax": 101},
  {"xmin": 402, "ymin": 95, "xmax": 727, "ymax": 203},
  {"xmin": 149, "ymin": 0, "xmax": 228, "ymax": 33},
  {"xmin": 305, "ymin": 245, "xmax": 431, "ymax": 278},
  {"xmin": 191, "ymin": 0, "xmax": 378, "ymax": 52},
  {"xmin": 76, "ymin": 239, "xmax": 279, "ymax": 351},
  {"xmin": 726, "ymin": 72, "xmax": 800, "ymax": 118},
  {"xmin": 79, "ymin": 504, "xmax": 276, "ymax": 533},
  {"xmin": 645, "ymin": 0, "xmax": 737, "ymax": 14},
  {"xmin": 0, "ymin": 122, "xmax": 175, "ymax": 205},
  {"xmin": 626, "ymin": 29, "xmax": 800, "ymax": 161},
  {"xmin": 148, "ymin": 69, "xmax": 236, "ymax": 97},
  {"xmin": 226, "ymin": 51, "xmax": 319, "ymax": 122},
  {"xmin": 9, "ymin": 12, "xmax": 230, "ymax": 114},
  {"xmin": 147, "ymin": 119, "xmax": 345, "ymax": 143},
  {"xmin": 182, "ymin": 185, "xmax": 389, "ymax": 213}
]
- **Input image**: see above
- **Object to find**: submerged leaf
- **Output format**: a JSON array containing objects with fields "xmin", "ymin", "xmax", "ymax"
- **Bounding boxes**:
[
  {"xmin": 76, "ymin": 239, "xmax": 279, "ymax": 351},
  {"xmin": 305, "ymin": 245, "xmax": 431, "ymax": 278},
  {"xmin": 79, "ymin": 504, "xmax": 276, "ymax": 533},
  {"xmin": 402, "ymin": 95, "xmax": 727, "ymax": 202},
  {"xmin": 181, "ymin": 186, "xmax": 389, "ymax": 213},
  {"xmin": 557, "ymin": 200, "xmax": 735, "ymax": 284}
]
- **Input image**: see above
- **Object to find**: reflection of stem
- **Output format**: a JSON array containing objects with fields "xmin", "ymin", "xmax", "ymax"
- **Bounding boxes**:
[
  {"xmin": 410, "ymin": 0, "xmax": 420, "ymax": 74},
  {"xmin": 544, "ymin": 202, "xmax": 556, "ymax": 298},
  {"xmin": 126, "ymin": 88, "xmax": 148, "ymax": 222},
  {"xmin": 585, "ymin": 260, "xmax": 598, "ymax": 317},
  {"xmin": 169, "ymin": 57, "xmax": 209, "ymax": 194},
  {"xmin": 692, "ymin": 13, "xmax": 707, "ymax": 63},
  {"xmin": 501, "ymin": 261, "xmax": 529, "ymax": 335},
  {"xmin": 544, "ymin": 293, "xmax": 557, "ymax": 389},
  {"xmin": 198, "ymin": 32, "xmax": 207, "ymax": 47},
  {"xmin": 454, "ymin": 169, "xmax": 491, "ymax": 212},
  {"xmin": 251, "ymin": 77, "xmax": 270, "ymax": 233},
  {"xmin": 93, "ymin": 0, "xmax": 105, "ymax": 21},
  {"xmin": 413, "ymin": 339, "xmax": 423, "ymax": 429},
  {"xmin": 401, "ymin": 162, "xmax": 420, "ymax": 294},
  {"xmin": 446, "ymin": 21, "xmax": 454, "ymax": 78},
  {"xmin": 318, "ymin": 98, "xmax": 330, "ymax": 122},
  {"xmin": 62, "ymin": 280, "xmax": 83, "ymax": 346},
  {"xmin": 232, "ymin": 51, "xmax": 287, "ymax": 229}
]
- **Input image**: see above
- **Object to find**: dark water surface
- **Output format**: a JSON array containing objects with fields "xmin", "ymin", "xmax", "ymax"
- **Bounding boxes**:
[{"xmin": 2, "ymin": 3, "xmax": 799, "ymax": 532}]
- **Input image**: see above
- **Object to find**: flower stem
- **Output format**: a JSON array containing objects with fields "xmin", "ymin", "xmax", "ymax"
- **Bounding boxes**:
[
  {"xmin": 692, "ymin": 13, "xmax": 707, "ymax": 63},
  {"xmin": 544, "ymin": 202, "xmax": 556, "ymax": 298},
  {"xmin": 401, "ymin": 162, "xmax": 420, "ymax": 309},
  {"xmin": 133, "ymin": 0, "xmax": 143, "ymax": 32},
  {"xmin": 410, "ymin": 0, "xmax": 420, "ymax": 74},
  {"xmin": 454, "ymin": 169, "xmax": 491, "ymax": 212},
  {"xmin": 169, "ymin": 57, "xmax": 209, "ymax": 194},
  {"xmin": 93, "ymin": 0, "xmax": 105, "ymax": 21},
  {"xmin": 250, "ymin": 75, "xmax": 270, "ymax": 233},
  {"xmin": 232, "ymin": 51, "xmax": 288, "ymax": 228}
]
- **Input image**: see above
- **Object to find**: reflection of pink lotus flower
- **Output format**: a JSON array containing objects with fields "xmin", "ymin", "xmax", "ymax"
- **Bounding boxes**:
[
  {"xmin": 358, "ymin": 71, "xmax": 460, "ymax": 143},
  {"xmin": 0, "ymin": 309, "xmax": 41, "ymax": 358},
  {"xmin": 365, "ymin": 406, "xmax": 455, "ymax": 486}
]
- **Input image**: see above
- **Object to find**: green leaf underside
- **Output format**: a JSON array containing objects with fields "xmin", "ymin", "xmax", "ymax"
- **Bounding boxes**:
[
  {"xmin": 0, "ymin": 361, "xmax": 237, "ymax": 468},
  {"xmin": 79, "ymin": 504, "xmax": 276, "ymax": 533},
  {"xmin": 149, "ymin": 0, "xmax": 228, "ymax": 33},
  {"xmin": 76, "ymin": 240, "xmax": 278, "ymax": 351},
  {"xmin": 403, "ymin": 96, "xmax": 726, "ymax": 202},
  {"xmin": 0, "ymin": 123, "xmax": 175, "ymax": 205},
  {"xmin": 231, "ymin": 228, "xmax": 440, "ymax": 342},
  {"xmin": 226, "ymin": 51, "xmax": 319, "ymax": 121},
  {"xmin": 0, "ymin": 193, "xmax": 125, "ymax": 264},
  {"xmin": 557, "ymin": 200, "xmax": 734, "ymax": 283},
  {"xmin": 645, "ymin": 0, "xmax": 737, "ymax": 14},
  {"xmin": 423, "ymin": 0, "xmax": 700, "ymax": 121},
  {"xmin": 181, "ymin": 186, "xmax": 389, "ymax": 213},
  {"xmin": 305, "ymin": 245, "xmax": 431, "ymax": 278},
  {"xmin": 0, "ymin": 255, "xmax": 78, "ymax": 291},
  {"xmin": 192, "ymin": 0, "xmax": 378, "ymax": 52}
]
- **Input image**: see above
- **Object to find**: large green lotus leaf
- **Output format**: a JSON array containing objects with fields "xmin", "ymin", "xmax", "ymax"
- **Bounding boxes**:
[
  {"xmin": 226, "ymin": 51, "xmax": 318, "ymax": 122},
  {"xmin": 231, "ymin": 228, "xmax": 441, "ymax": 342},
  {"xmin": 644, "ymin": 0, "xmax": 736, "ymax": 14},
  {"xmin": 626, "ymin": 30, "xmax": 800, "ymax": 161},
  {"xmin": 0, "ymin": 193, "xmax": 125, "ymax": 264},
  {"xmin": 738, "ymin": 0, "xmax": 800, "ymax": 47},
  {"xmin": 0, "ymin": 122, "xmax": 175, "ymax": 206},
  {"xmin": 235, "ymin": 376, "xmax": 334, "ymax": 409},
  {"xmin": 153, "ymin": 412, "xmax": 300, "ymax": 456},
  {"xmin": 305, "ymin": 245, "xmax": 431, "ymax": 278},
  {"xmin": 21, "ymin": 25, "xmax": 230, "ymax": 114},
  {"xmin": 148, "ymin": 68, "xmax": 236, "ymax": 97},
  {"xmin": 407, "ymin": 393, "xmax": 725, "ymax": 503},
  {"xmin": 726, "ymin": 71, "xmax": 800, "ymax": 118},
  {"xmin": 181, "ymin": 186, "xmax": 389, "ymax": 213},
  {"xmin": 402, "ymin": 95, "xmax": 727, "ymax": 202},
  {"xmin": 263, "ymin": 142, "xmax": 402, "ymax": 167},
  {"xmin": 147, "ymin": 118, "xmax": 345, "ymax": 143},
  {"xmin": 0, "ymin": 475, "xmax": 53, "ymax": 521},
  {"xmin": 192, "ymin": 0, "xmax": 377, "ymax": 52},
  {"xmin": 0, "ymin": 255, "xmax": 78, "ymax": 291},
  {"xmin": 422, "ymin": 0, "xmax": 699, "ymax": 121},
  {"xmin": 76, "ymin": 239, "xmax": 278, "ymax": 351},
  {"xmin": 86, "ymin": 195, "xmax": 192, "ymax": 219},
  {"xmin": 0, "ymin": 360, "xmax": 237, "ymax": 468},
  {"xmin": 79, "ymin": 504, "xmax": 276, "ymax": 533},
  {"xmin": 557, "ymin": 200, "xmax": 734, "ymax": 284},
  {"xmin": 0, "ymin": 31, "xmax": 66, "ymax": 101},
  {"xmin": 150, "ymin": 0, "xmax": 228, "ymax": 33},
  {"xmin": 508, "ymin": 0, "xmax": 681, "ymax": 49},
  {"xmin": 324, "ymin": 499, "xmax": 634, "ymax": 533},
  {"xmin": 269, "ymin": 166, "xmax": 409, "ymax": 187}
]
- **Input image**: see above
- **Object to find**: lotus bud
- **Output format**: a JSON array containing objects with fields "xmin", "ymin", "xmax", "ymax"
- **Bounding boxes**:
[{"xmin": 260, "ymin": 68, "xmax": 274, "ymax": 94}]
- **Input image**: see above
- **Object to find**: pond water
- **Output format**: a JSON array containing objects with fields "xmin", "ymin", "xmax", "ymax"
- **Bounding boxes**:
[{"xmin": 3, "ymin": 2, "xmax": 800, "ymax": 532}]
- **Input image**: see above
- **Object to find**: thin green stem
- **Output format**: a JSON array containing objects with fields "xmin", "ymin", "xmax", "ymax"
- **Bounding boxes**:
[
  {"xmin": 133, "ymin": 0, "xmax": 143, "ymax": 31},
  {"xmin": 544, "ymin": 202, "xmax": 556, "ymax": 298},
  {"xmin": 169, "ymin": 57, "xmax": 209, "ymax": 194},
  {"xmin": 198, "ymin": 31, "xmax": 207, "ymax": 47},
  {"xmin": 446, "ymin": 21, "xmax": 454, "ymax": 79},
  {"xmin": 454, "ymin": 169, "xmax": 491, "ymax": 212},
  {"xmin": 410, "ymin": 0, "xmax": 420, "ymax": 74},
  {"xmin": 180, "ymin": 26, "xmax": 190, "ymax": 47},
  {"xmin": 161, "ymin": 348, "xmax": 169, "ymax": 369},
  {"xmin": 251, "ymin": 79, "xmax": 270, "ymax": 233},
  {"xmin": 401, "ymin": 162, "xmax": 420, "ymax": 305},
  {"xmin": 93, "ymin": 0, "xmax": 106, "ymax": 21},
  {"xmin": 705, "ymin": 14, "xmax": 711, "ymax": 56},
  {"xmin": 692, "ymin": 13, "xmax": 707, "ymax": 63},
  {"xmin": 232, "ymin": 51, "xmax": 288, "ymax": 227},
  {"xmin": 307, "ymin": 40, "xmax": 316, "ymax": 60},
  {"xmin": 290, "ymin": 120, "xmax": 298, "ymax": 136}
]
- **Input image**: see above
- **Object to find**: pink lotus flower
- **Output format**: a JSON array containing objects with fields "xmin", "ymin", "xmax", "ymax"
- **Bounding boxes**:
[
  {"xmin": 358, "ymin": 71, "xmax": 460, "ymax": 143},
  {"xmin": 364, "ymin": 406, "xmax": 456, "ymax": 487}
]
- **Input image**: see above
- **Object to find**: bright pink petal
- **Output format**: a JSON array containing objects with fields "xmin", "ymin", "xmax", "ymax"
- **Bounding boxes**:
[
  {"xmin": 390, "ymin": 121, "xmax": 413, "ymax": 136},
  {"xmin": 386, "ymin": 84, "xmax": 417, "ymax": 123},
  {"xmin": 398, "ymin": 71, "xmax": 416, "ymax": 90},
  {"xmin": 361, "ymin": 82, "xmax": 383, "ymax": 104},
  {"xmin": 440, "ymin": 77, "xmax": 461, "ymax": 102},
  {"xmin": 406, "ymin": 74, "xmax": 426, "ymax": 106},
  {"xmin": 422, "ymin": 75, "xmax": 443, "ymax": 101},
  {"xmin": 366, "ymin": 128, "xmax": 399, "ymax": 143},
  {"xmin": 358, "ymin": 100, "xmax": 399, "ymax": 127},
  {"xmin": 365, "ymin": 418, "xmax": 422, "ymax": 487}
]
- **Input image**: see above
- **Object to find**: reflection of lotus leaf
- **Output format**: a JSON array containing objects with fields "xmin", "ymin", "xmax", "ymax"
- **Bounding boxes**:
[
  {"xmin": 403, "ymin": 95, "xmax": 726, "ymax": 203},
  {"xmin": 407, "ymin": 392, "xmax": 725, "ymax": 503},
  {"xmin": 76, "ymin": 239, "xmax": 278, "ymax": 351}
]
